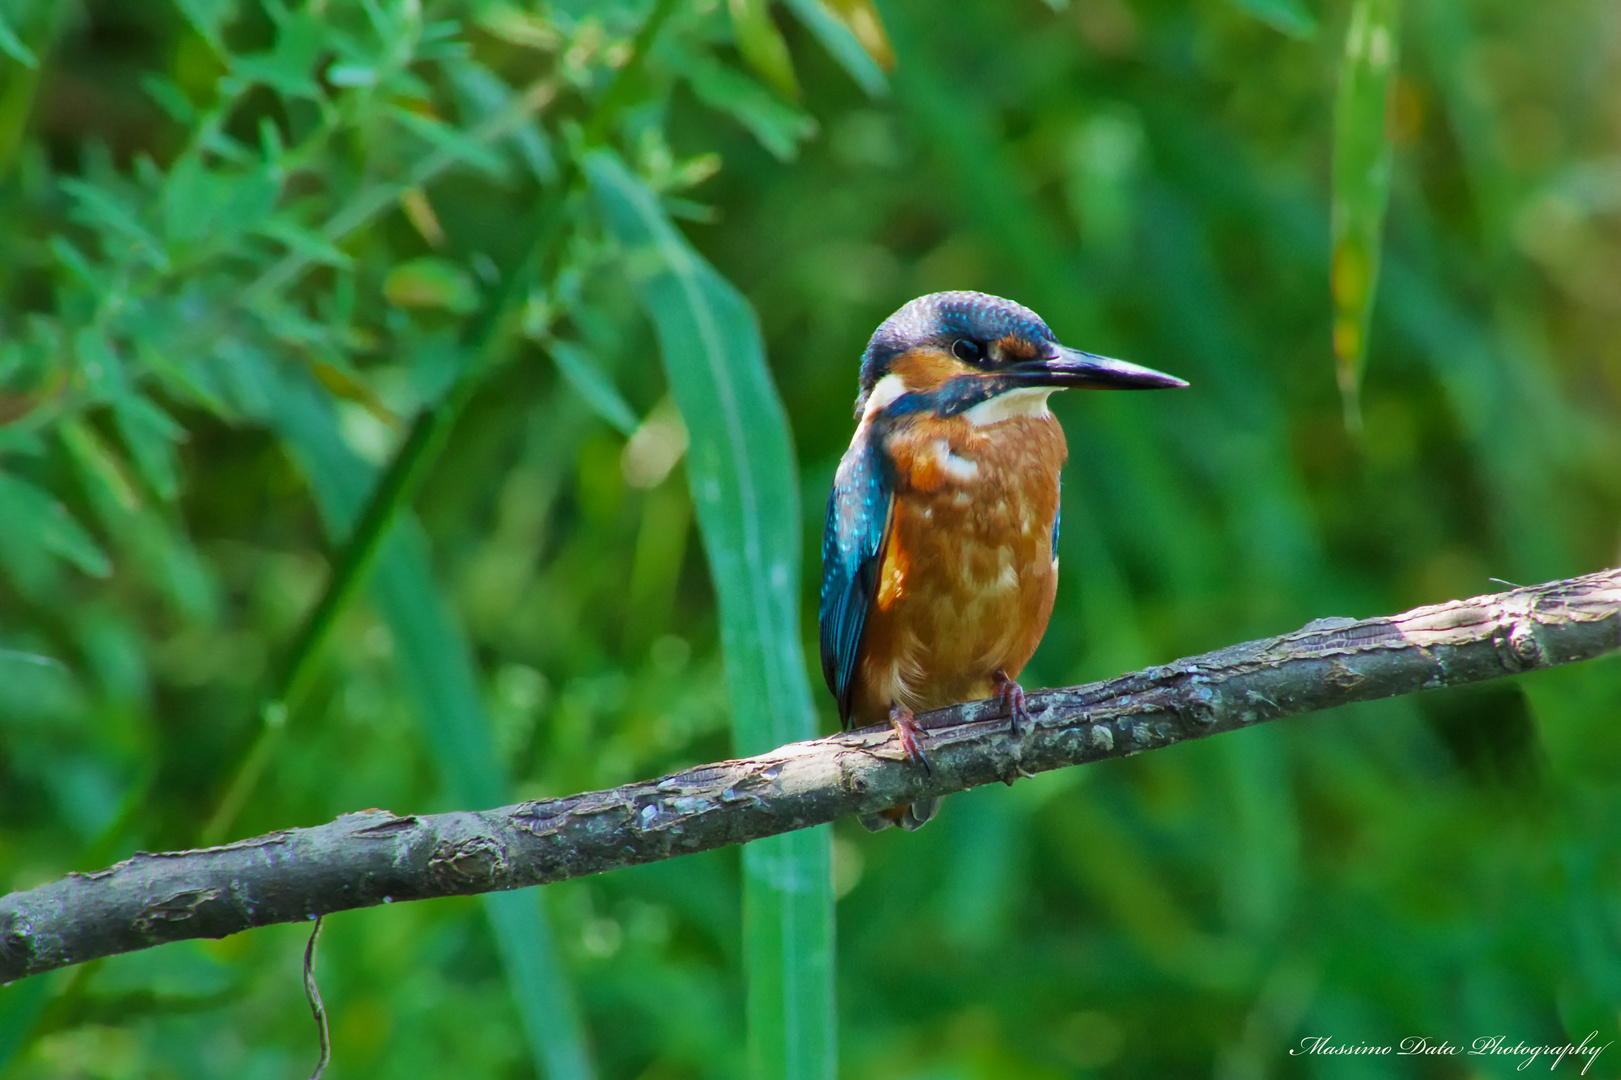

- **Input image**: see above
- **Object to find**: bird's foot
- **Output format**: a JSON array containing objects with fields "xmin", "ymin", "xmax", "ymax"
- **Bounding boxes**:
[
  {"xmin": 888, "ymin": 703, "xmax": 932, "ymax": 775},
  {"xmin": 993, "ymin": 669, "xmax": 1030, "ymax": 736}
]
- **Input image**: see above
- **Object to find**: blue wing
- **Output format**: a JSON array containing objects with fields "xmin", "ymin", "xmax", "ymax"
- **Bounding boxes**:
[
  {"xmin": 1050, "ymin": 484, "xmax": 1061, "ymax": 559},
  {"xmin": 819, "ymin": 432, "xmax": 894, "ymax": 728}
]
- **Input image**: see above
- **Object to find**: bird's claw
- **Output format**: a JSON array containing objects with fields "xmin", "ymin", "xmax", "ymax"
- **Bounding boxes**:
[
  {"xmin": 994, "ymin": 670, "xmax": 1029, "ymax": 736},
  {"xmin": 888, "ymin": 704, "xmax": 932, "ymax": 775}
]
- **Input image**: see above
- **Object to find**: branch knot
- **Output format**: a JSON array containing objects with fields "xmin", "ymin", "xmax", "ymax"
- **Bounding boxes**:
[
  {"xmin": 1493, "ymin": 618, "xmax": 1546, "ymax": 672},
  {"xmin": 427, "ymin": 835, "xmax": 509, "ymax": 893}
]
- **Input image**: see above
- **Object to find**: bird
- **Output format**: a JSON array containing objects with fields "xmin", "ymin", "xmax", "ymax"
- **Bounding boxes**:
[{"xmin": 818, "ymin": 292, "xmax": 1187, "ymax": 831}]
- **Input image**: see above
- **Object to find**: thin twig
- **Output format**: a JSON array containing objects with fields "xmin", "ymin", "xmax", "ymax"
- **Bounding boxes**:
[
  {"xmin": 303, "ymin": 915, "xmax": 330, "ymax": 1080},
  {"xmin": 3, "ymin": 568, "xmax": 1618, "ymax": 984}
]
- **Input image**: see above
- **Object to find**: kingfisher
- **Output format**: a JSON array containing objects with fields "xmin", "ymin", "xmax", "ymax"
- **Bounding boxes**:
[{"xmin": 819, "ymin": 292, "xmax": 1187, "ymax": 830}]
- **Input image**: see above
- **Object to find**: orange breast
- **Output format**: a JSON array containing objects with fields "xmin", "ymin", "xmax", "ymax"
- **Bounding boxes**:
[{"xmin": 850, "ymin": 412, "xmax": 1066, "ymax": 725}]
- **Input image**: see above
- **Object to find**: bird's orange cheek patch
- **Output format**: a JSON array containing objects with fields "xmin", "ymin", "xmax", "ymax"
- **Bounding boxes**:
[{"xmin": 891, "ymin": 347, "xmax": 974, "ymax": 389}]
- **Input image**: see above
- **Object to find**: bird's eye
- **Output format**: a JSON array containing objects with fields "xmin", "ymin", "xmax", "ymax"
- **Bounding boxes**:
[{"xmin": 951, "ymin": 339, "xmax": 984, "ymax": 363}]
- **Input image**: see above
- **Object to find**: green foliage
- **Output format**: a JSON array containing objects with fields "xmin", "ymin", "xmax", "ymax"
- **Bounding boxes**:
[
  {"xmin": 1331, "ymin": 0, "xmax": 1399, "ymax": 430},
  {"xmin": 267, "ymin": 360, "xmax": 592, "ymax": 1076},
  {"xmin": 586, "ymin": 147, "xmax": 833, "ymax": 1079},
  {"xmin": 1226, "ymin": 0, "xmax": 1319, "ymax": 39},
  {"xmin": 3, "ymin": 1, "xmax": 1620, "ymax": 1079}
]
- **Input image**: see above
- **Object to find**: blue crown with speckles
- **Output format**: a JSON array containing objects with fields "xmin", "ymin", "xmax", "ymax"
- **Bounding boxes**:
[{"xmin": 858, "ymin": 292, "xmax": 1056, "ymax": 391}]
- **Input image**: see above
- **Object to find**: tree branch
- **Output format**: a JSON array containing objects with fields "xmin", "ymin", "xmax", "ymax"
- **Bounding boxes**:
[{"xmin": 4, "ymin": 569, "xmax": 1618, "ymax": 983}]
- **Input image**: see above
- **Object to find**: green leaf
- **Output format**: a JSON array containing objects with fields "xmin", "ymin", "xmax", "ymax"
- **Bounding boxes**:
[
  {"xmin": 309, "ymin": 358, "xmax": 401, "ymax": 426},
  {"xmin": 139, "ymin": 74, "xmax": 196, "ymax": 123},
  {"xmin": 0, "ymin": 10, "xmax": 38, "ymax": 68},
  {"xmin": 447, "ymin": 60, "xmax": 558, "ymax": 184},
  {"xmin": 0, "ymin": 423, "xmax": 45, "ymax": 459},
  {"xmin": 1225, "ymin": 0, "xmax": 1318, "ymax": 39},
  {"xmin": 129, "ymin": 510, "xmax": 216, "ymax": 620},
  {"xmin": 548, "ymin": 340, "xmax": 639, "ymax": 436},
  {"xmin": 482, "ymin": 891, "xmax": 593, "ymax": 1080},
  {"xmin": 59, "ymin": 178, "xmax": 169, "ymax": 271},
  {"xmin": 257, "ymin": 218, "xmax": 354, "ymax": 268},
  {"xmin": 816, "ymin": 0, "xmax": 894, "ymax": 70},
  {"xmin": 74, "ymin": 328, "xmax": 131, "ymax": 404},
  {"xmin": 59, "ymin": 417, "xmax": 142, "ymax": 523},
  {"xmin": 383, "ymin": 257, "xmax": 480, "ymax": 314},
  {"xmin": 780, "ymin": 0, "xmax": 887, "ymax": 97},
  {"xmin": 49, "ymin": 236, "xmax": 106, "ymax": 293},
  {"xmin": 266, "ymin": 368, "xmax": 594, "ymax": 1080},
  {"xmin": 326, "ymin": 62, "xmax": 377, "ymax": 87},
  {"xmin": 159, "ymin": 154, "xmax": 283, "ymax": 249},
  {"xmin": 0, "ymin": 470, "xmax": 112, "ymax": 584},
  {"xmin": 742, "ymin": 830, "xmax": 836, "ymax": 1079},
  {"xmin": 135, "ymin": 335, "xmax": 231, "ymax": 417},
  {"xmin": 159, "ymin": 155, "xmax": 217, "ymax": 244},
  {"xmin": 475, "ymin": 5, "xmax": 562, "ymax": 51},
  {"xmin": 678, "ymin": 52, "xmax": 818, "ymax": 163},
  {"xmin": 172, "ymin": 0, "xmax": 237, "ymax": 52},
  {"xmin": 114, "ymin": 394, "xmax": 187, "ymax": 501},
  {"xmin": 0, "ymin": 977, "xmax": 54, "ymax": 1071},
  {"xmin": 389, "ymin": 106, "xmax": 508, "ymax": 180},
  {"xmin": 228, "ymin": 9, "xmax": 326, "ymax": 99},
  {"xmin": 1331, "ymin": 0, "xmax": 1399, "ymax": 432},
  {"xmin": 586, "ymin": 147, "xmax": 833, "ymax": 1080},
  {"xmin": 728, "ymin": 0, "xmax": 801, "ymax": 100},
  {"xmin": 220, "ymin": 164, "xmax": 282, "ymax": 235}
]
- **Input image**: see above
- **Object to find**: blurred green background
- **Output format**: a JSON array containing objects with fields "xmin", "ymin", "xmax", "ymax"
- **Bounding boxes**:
[{"xmin": 2, "ymin": 0, "xmax": 1620, "ymax": 1077}]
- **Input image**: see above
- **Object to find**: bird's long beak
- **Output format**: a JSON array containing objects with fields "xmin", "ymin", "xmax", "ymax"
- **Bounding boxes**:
[{"xmin": 1007, "ymin": 346, "xmax": 1188, "ymax": 390}]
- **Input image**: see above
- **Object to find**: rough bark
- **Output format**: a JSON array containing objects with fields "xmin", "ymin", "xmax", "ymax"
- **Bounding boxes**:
[{"xmin": 4, "ymin": 569, "xmax": 1618, "ymax": 984}]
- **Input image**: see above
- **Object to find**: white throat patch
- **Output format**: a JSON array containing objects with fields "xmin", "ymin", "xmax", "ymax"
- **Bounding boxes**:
[
  {"xmin": 862, "ymin": 372, "xmax": 910, "ymax": 420},
  {"xmin": 964, "ymin": 386, "xmax": 1057, "ymax": 427}
]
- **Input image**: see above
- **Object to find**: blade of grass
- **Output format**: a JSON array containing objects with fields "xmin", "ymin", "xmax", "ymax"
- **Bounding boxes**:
[
  {"xmin": 0, "ymin": 976, "xmax": 53, "ymax": 1071},
  {"xmin": 585, "ymin": 148, "xmax": 834, "ymax": 1080},
  {"xmin": 0, "ymin": 0, "xmax": 67, "ymax": 176},
  {"xmin": 0, "ymin": 11, "xmax": 37, "ymax": 68},
  {"xmin": 1331, "ymin": 0, "xmax": 1400, "ymax": 433},
  {"xmin": 780, "ymin": 0, "xmax": 888, "ymax": 98},
  {"xmin": 267, "ymin": 366, "xmax": 594, "ymax": 1080}
]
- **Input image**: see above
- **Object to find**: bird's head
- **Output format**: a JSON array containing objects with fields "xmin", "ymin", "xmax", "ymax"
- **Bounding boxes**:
[{"xmin": 853, "ymin": 291, "xmax": 1186, "ymax": 420}]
